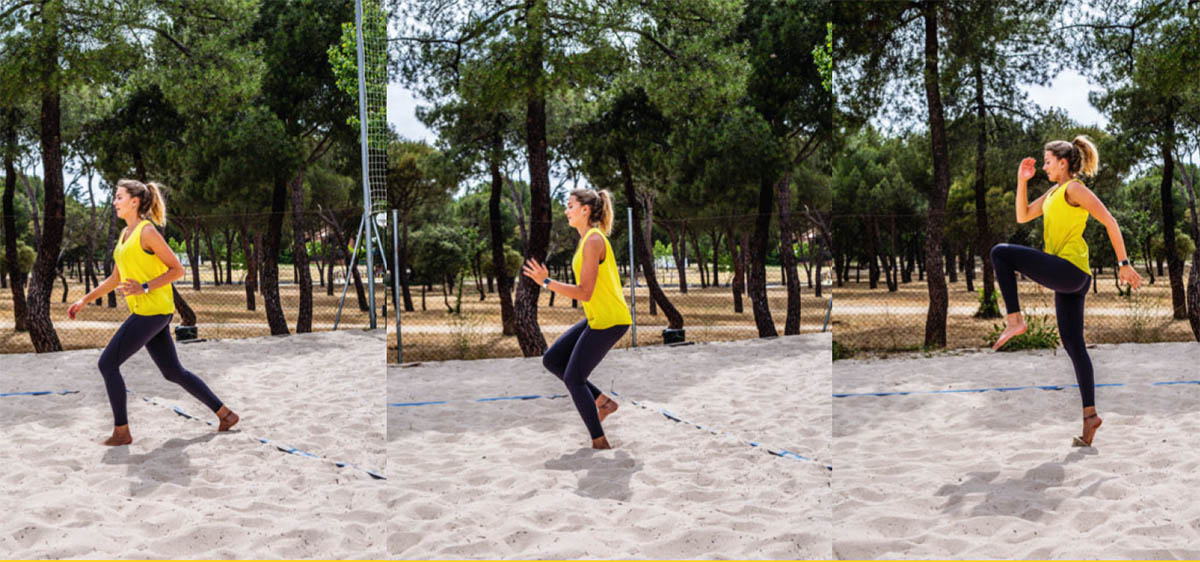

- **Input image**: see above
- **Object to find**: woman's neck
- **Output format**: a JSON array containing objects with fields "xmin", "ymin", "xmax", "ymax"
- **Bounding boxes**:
[
  {"xmin": 575, "ymin": 223, "xmax": 591, "ymax": 238},
  {"xmin": 122, "ymin": 214, "xmax": 141, "ymax": 229}
]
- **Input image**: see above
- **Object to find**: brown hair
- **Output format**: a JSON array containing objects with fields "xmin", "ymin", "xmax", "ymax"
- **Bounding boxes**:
[
  {"xmin": 570, "ymin": 188, "xmax": 615, "ymax": 236},
  {"xmin": 1044, "ymin": 135, "xmax": 1099, "ymax": 177},
  {"xmin": 117, "ymin": 179, "xmax": 167, "ymax": 226}
]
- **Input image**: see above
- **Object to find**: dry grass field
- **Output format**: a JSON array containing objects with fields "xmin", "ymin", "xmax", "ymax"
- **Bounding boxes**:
[
  {"xmin": 393, "ymin": 266, "xmax": 833, "ymax": 363},
  {"xmin": 833, "ymin": 265, "xmax": 1196, "ymax": 352},
  {"xmin": 1, "ymin": 265, "xmax": 388, "ymax": 354}
]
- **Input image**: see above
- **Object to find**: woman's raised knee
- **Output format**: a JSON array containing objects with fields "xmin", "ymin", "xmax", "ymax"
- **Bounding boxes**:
[
  {"xmin": 990, "ymin": 243, "xmax": 1013, "ymax": 262},
  {"xmin": 542, "ymin": 354, "xmax": 563, "ymax": 377}
]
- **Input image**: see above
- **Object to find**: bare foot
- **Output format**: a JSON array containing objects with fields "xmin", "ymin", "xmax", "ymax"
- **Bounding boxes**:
[
  {"xmin": 592, "ymin": 435, "xmax": 612, "ymax": 449},
  {"xmin": 103, "ymin": 425, "xmax": 132, "ymax": 446},
  {"xmin": 992, "ymin": 312, "xmax": 1027, "ymax": 351},
  {"xmin": 216, "ymin": 406, "xmax": 239, "ymax": 432},
  {"xmin": 1077, "ymin": 411, "xmax": 1102, "ymax": 446},
  {"xmin": 595, "ymin": 394, "xmax": 619, "ymax": 423}
]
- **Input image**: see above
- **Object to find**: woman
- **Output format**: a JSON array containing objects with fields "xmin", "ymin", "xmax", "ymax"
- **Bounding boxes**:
[
  {"xmin": 68, "ymin": 179, "xmax": 238, "ymax": 446},
  {"xmin": 990, "ymin": 136, "xmax": 1142, "ymax": 447},
  {"xmin": 521, "ymin": 188, "xmax": 633, "ymax": 449}
]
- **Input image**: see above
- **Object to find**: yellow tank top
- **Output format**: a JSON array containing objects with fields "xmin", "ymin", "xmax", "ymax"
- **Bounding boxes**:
[
  {"xmin": 571, "ymin": 228, "xmax": 632, "ymax": 330},
  {"xmin": 1042, "ymin": 178, "xmax": 1091, "ymax": 275},
  {"xmin": 114, "ymin": 219, "xmax": 174, "ymax": 316}
]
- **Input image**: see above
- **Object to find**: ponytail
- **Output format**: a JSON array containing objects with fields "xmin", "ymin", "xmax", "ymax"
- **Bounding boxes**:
[
  {"xmin": 1044, "ymin": 135, "xmax": 1099, "ymax": 178},
  {"xmin": 117, "ymin": 178, "xmax": 168, "ymax": 226},
  {"xmin": 1072, "ymin": 135, "xmax": 1098, "ymax": 177},
  {"xmin": 597, "ymin": 190, "xmax": 614, "ymax": 236},
  {"xmin": 570, "ymin": 188, "xmax": 615, "ymax": 236}
]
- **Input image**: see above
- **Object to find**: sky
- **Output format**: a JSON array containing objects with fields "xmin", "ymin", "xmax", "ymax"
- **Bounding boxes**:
[
  {"xmin": 389, "ymin": 82, "xmax": 434, "ymax": 143},
  {"xmin": 1022, "ymin": 68, "xmax": 1108, "ymax": 129}
]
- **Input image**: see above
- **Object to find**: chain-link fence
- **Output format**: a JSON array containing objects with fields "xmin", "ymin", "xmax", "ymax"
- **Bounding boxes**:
[
  {"xmin": 1, "ymin": 208, "xmax": 387, "ymax": 354},
  {"xmin": 830, "ymin": 213, "xmax": 1198, "ymax": 355},
  {"xmin": 394, "ymin": 212, "xmax": 832, "ymax": 363}
]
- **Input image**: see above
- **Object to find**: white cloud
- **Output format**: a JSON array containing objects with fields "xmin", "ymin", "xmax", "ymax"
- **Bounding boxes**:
[
  {"xmin": 1021, "ymin": 68, "xmax": 1108, "ymax": 129},
  {"xmin": 388, "ymin": 82, "xmax": 434, "ymax": 142}
]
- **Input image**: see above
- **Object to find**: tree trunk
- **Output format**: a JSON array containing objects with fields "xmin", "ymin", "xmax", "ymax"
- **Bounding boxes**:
[
  {"xmin": 290, "ymin": 171, "xmax": 312, "ymax": 333},
  {"xmin": 814, "ymin": 234, "xmax": 824, "ymax": 298},
  {"xmin": 3, "ymin": 109, "xmax": 29, "ymax": 331},
  {"xmin": 1161, "ymin": 135, "xmax": 1186, "ymax": 319},
  {"xmin": 489, "ymin": 140, "xmax": 516, "ymax": 336},
  {"xmin": 326, "ymin": 233, "xmax": 335, "ymax": 296},
  {"xmin": 26, "ymin": 52, "xmax": 65, "ymax": 352},
  {"xmin": 619, "ymin": 148, "xmax": 682, "ymax": 329},
  {"xmin": 748, "ymin": 177, "xmax": 778, "ymax": 337},
  {"xmin": 921, "ymin": 0, "xmax": 950, "ymax": 348},
  {"xmin": 972, "ymin": 59, "xmax": 998, "ymax": 317},
  {"xmin": 204, "ymin": 226, "xmax": 221, "ymax": 285},
  {"xmin": 645, "ymin": 191, "xmax": 657, "ymax": 316},
  {"xmin": 729, "ymin": 227, "xmax": 744, "ymax": 313},
  {"xmin": 945, "ymin": 244, "xmax": 957, "ymax": 283},
  {"xmin": 774, "ymin": 171, "xmax": 801, "ymax": 335},
  {"xmin": 224, "ymin": 227, "xmax": 233, "ymax": 288},
  {"xmin": 1173, "ymin": 159, "xmax": 1200, "ymax": 340},
  {"xmin": 691, "ymin": 227, "xmax": 706, "ymax": 289},
  {"xmin": 240, "ymin": 222, "xmax": 257, "ymax": 311},
  {"xmin": 260, "ymin": 176, "xmax": 290, "ymax": 335},
  {"xmin": 710, "ymin": 228, "xmax": 720, "ymax": 287},
  {"xmin": 180, "ymin": 221, "xmax": 201, "ymax": 291},
  {"xmin": 672, "ymin": 219, "xmax": 688, "ymax": 293}
]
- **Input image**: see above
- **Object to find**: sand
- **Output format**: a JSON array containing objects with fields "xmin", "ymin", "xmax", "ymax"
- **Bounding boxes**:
[
  {"xmin": 833, "ymin": 342, "xmax": 1200, "ymax": 559},
  {"xmin": 0, "ymin": 329, "xmax": 388, "ymax": 559},
  {"xmin": 388, "ymin": 333, "xmax": 832, "ymax": 559}
]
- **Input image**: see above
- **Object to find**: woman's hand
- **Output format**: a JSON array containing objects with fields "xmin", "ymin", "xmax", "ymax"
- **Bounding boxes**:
[
  {"xmin": 67, "ymin": 299, "xmax": 85, "ymax": 320},
  {"xmin": 521, "ymin": 258, "xmax": 548, "ymax": 286},
  {"xmin": 1119, "ymin": 264, "xmax": 1143, "ymax": 290},
  {"xmin": 1018, "ymin": 157, "xmax": 1036, "ymax": 182},
  {"xmin": 116, "ymin": 279, "xmax": 145, "ymax": 296}
]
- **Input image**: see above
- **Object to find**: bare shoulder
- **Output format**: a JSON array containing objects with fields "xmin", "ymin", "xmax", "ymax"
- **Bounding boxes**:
[
  {"xmin": 583, "ymin": 232, "xmax": 606, "ymax": 261},
  {"xmin": 1064, "ymin": 179, "xmax": 1094, "ymax": 205},
  {"xmin": 585, "ymin": 232, "xmax": 605, "ymax": 247}
]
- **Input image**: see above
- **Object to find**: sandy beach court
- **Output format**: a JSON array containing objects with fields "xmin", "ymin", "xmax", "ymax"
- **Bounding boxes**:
[
  {"xmin": 388, "ymin": 333, "xmax": 832, "ymax": 559},
  {"xmin": 833, "ymin": 342, "xmax": 1200, "ymax": 559},
  {"xmin": 0, "ymin": 329, "xmax": 388, "ymax": 559}
]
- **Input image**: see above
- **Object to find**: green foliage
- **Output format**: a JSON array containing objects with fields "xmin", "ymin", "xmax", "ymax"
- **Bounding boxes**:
[
  {"xmin": 832, "ymin": 339, "xmax": 853, "ymax": 361},
  {"xmin": 0, "ymin": 241, "xmax": 35, "ymax": 274},
  {"xmin": 408, "ymin": 223, "xmax": 472, "ymax": 284},
  {"xmin": 328, "ymin": 0, "xmax": 387, "ymax": 133},
  {"xmin": 973, "ymin": 286, "xmax": 1000, "ymax": 318},
  {"xmin": 985, "ymin": 314, "xmax": 1060, "ymax": 351},
  {"xmin": 813, "ymin": 22, "xmax": 832, "ymax": 93}
]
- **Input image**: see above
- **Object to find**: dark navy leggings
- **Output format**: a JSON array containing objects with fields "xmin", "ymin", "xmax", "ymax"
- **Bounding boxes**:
[
  {"xmin": 542, "ymin": 319, "xmax": 630, "ymax": 439},
  {"xmin": 98, "ymin": 313, "xmax": 223, "ymax": 426},
  {"xmin": 990, "ymin": 243, "xmax": 1095, "ymax": 408}
]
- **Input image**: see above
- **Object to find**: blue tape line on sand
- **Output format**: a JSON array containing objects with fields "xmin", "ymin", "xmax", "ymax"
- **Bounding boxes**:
[
  {"xmin": 1153, "ymin": 380, "xmax": 1200, "ymax": 386},
  {"xmin": 0, "ymin": 390, "xmax": 79, "ymax": 397},
  {"xmin": 147, "ymin": 396, "xmax": 386, "ymax": 480},
  {"xmin": 834, "ymin": 382, "xmax": 1129, "ymax": 398},
  {"xmin": 389, "ymin": 394, "xmax": 568, "ymax": 407},
  {"xmin": 611, "ymin": 390, "xmax": 832, "ymax": 472}
]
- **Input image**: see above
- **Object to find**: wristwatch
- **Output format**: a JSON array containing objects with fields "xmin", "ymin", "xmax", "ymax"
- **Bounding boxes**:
[
  {"xmin": 141, "ymin": 282, "xmax": 150, "ymax": 293},
  {"xmin": 542, "ymin": 278, "xmax": 551, "ymax": 289},
  {"xmin": 1117, "ymin": 259, "xmax": 1130, "ymax": 268}
]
